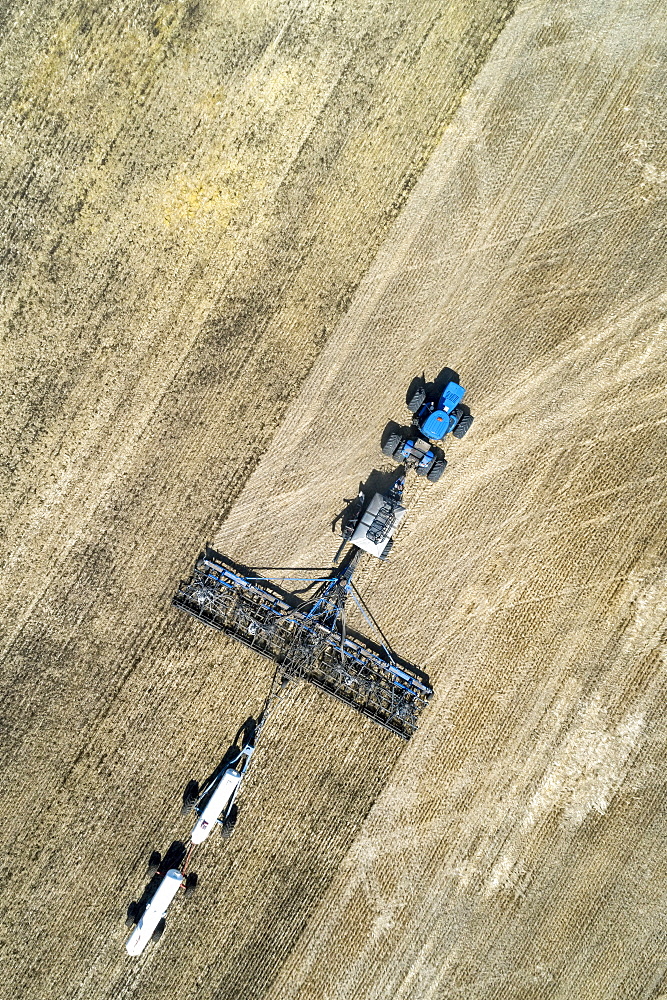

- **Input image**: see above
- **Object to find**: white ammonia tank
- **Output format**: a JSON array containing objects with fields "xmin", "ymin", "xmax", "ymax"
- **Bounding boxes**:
[
  {"xmin": 190, "ymin": 769, "xmax": 242, "ymax": 845},
  {"xmin": 125, "ymin": 869, "xmax": 183, "ymax": 956}
]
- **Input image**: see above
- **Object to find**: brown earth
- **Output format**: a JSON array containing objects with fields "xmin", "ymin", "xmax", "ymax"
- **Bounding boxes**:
[{"xmin": 1, "ymin": 0, "xmax": 667, "ymax": 998}]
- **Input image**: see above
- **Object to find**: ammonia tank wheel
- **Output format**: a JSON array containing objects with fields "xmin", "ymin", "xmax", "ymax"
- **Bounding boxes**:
[
  {"xmin": 125, "ymin": 902, "xmax": 139, "ymax": 928},
  {"xmin": 382, "ymin": 431, "xmax": 401, "ymax": 457},
  {"xmin": 452, "ymin": 414, "xmax": 473, "ymax": 439},
  {"xmin": 426, "ymin": 457, "xmax": 446, "ymax": 482},
  {"xmin": 181, "ymin": 780, "xmax": 199, "ymax": 815},
  {"xmin": 152, "ymin": 918, "xmax": 166, "ymax": 943},
  {"xmin": 406, "ymin": 385, "xmax": 426, "ymax": 413},
  {"xmin": 221, "ymin": 804, "xmax": 238, "ymax": 840},
  {"xmin": 147, "ymin": 851, "xmax": 161, "ymax": 876},
  {"xmin": 184, "ymin": 873, "xmax": 198, "ymax": 898}
]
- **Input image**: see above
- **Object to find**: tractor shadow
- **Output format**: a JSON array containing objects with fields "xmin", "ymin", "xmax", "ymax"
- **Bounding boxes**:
[
  {"xmin": 407, "ymin": 366, "xmax": 458, "ymax": 403},
  {"xmin": 126, "ymin": 839, "xmax": 187, "ymax": 925}
]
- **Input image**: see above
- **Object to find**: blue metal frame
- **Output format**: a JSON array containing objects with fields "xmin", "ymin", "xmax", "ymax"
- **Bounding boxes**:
[{"xmin": 173, "ymin": 549, "xmax": 432, "ymax": 739}]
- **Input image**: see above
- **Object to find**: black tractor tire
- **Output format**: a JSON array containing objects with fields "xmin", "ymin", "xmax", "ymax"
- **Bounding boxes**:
[
  {"xmin": 452, "ymin": 414, "xmax": 473, "ymax": 439},
  {"xmin": 152, "ymin": 918, "xmax": 166, "ymax": 943},
  {"xmin": 181, "ymin": 780, "xmax": 199, "ymax": 815},
  {"xmin": 125, "ymin": 902, "xmax": 139, "ymax": 928},
  {"xmin": 184, "ymin": 873, "xmax": 198, "ymax": 898},
  {"xmin": 426, "ymin": 457, "xmax": 446, "ymax": 482},
  {"xmin": 382, "ymin": 431, "xmax": 401, "ymax": 458},
  {"xmin": 221, "ymin": 804, "xmax": 238, "ymax": 840},
  {"xmin": 406, "ymin": 385, "xmax": 426, "ymax": 413},
  {"xmin": 147, "ymin": 851, "xmax": 161, "ymax": 876}
]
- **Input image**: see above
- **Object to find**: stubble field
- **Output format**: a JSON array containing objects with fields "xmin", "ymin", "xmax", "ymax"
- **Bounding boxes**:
[{"xmin": 1, "ymin": 0, "xmax": 666, "ymax": 998}]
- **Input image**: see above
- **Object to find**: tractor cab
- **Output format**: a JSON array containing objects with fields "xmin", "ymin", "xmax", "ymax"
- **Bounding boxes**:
[{"xmin": 415, "ymin": 381, "xmax": 466, "ymax": 442}]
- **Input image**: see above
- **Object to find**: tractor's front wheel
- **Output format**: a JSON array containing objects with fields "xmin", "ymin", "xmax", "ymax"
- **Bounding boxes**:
[
  {"xmin": 426, "ymin": 457, "xmax": 446, "ymax": 482},
  {"xmin": 407, "ymin": 385, "xmax": 426, "ymax": 413},
  {"xmin": 382, "ymin": 431, "xmax": 401, "ymax": 458},
  {"xmin": 452, "ymin": 414, "xmax": 473, "ymax": 439}
]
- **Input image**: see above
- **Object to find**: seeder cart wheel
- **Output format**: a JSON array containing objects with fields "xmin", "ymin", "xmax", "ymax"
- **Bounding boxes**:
[{"xmin": 380, "ymin": 538, "xmax": 394, "ymax": 561}]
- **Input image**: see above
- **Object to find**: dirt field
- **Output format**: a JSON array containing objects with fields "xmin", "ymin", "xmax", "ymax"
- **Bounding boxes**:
[{"xmin": 1, "ymin": 0, "xmax": 666, "ymax": 997}]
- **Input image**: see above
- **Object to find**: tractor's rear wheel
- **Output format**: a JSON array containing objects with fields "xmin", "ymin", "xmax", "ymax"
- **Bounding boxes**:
[
  {"xmin": 152, "ymin": 918, "xmax": 166, "ymax": 943},
  {"xmin": 382, "ymin": 431, "xmax": 401, "ymax": 458},
  {"xmin": 406, "ymin": 385, "xmax": 426, "ymax": 413},
  {"xmin": 452, "ymin": 414, "xmax": 473, "ymax": 439},
  {"xmin": 426, "ymin": 457, "xmax": 446, "ymax": 482}
]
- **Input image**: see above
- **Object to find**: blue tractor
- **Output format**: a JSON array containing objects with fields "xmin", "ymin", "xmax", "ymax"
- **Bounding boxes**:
[{"xmin": 381, "ymin": 378, "xmax": 473, "ymax": 482}]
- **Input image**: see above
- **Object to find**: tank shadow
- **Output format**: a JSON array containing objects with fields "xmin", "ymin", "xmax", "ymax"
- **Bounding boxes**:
[
  {"xmin": 126, "ymin": 839, "xmax": 187, "ymax": 924},
  {"xmin": 181, "ymin": 717, "xmax": 256, "ymax": 814}
]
